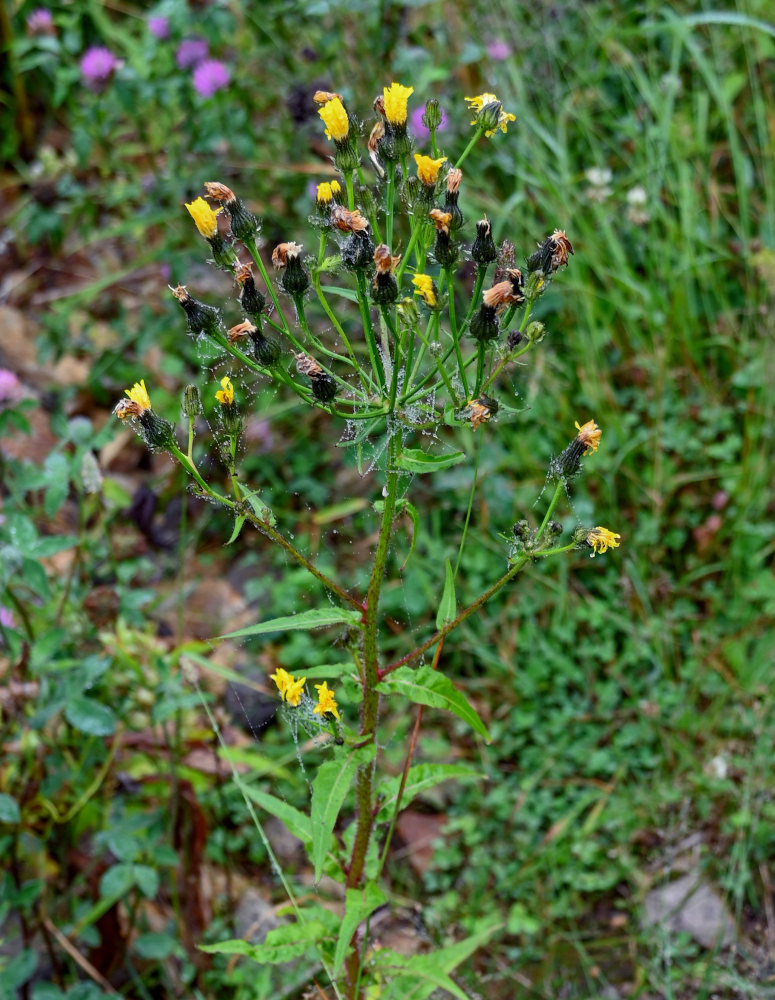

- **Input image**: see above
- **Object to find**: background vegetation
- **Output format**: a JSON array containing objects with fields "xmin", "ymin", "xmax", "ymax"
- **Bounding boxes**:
[{"xmin": 1, "ymin": 0, "xmax": 773, "ymax": 998}]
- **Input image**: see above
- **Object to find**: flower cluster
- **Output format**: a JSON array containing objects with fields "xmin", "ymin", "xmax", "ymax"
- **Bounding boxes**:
[{"xmin": 270, "ymin": 669, "xmax": 340, "ymax": 721}]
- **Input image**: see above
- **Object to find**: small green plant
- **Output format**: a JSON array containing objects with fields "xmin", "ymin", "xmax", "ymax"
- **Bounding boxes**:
[{"xmin": 113, "ymin": 82, "xmax": 621, "ymax": 999}]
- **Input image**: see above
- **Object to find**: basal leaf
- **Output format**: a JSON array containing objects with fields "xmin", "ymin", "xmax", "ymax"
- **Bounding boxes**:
[{"xmin": 332, "ymin": 882, "xmax": 386, "ymax": 977}]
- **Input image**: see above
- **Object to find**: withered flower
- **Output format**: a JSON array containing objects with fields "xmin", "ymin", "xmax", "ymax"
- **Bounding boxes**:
[{"xmin": 330, "ymin": 205, "xmax": 370, "ymax": 233}]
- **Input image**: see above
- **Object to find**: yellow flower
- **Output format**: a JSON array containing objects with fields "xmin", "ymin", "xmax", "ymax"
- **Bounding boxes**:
[
  {"xmin": 574, "ymin": 419, "xmax": 602, "ymax": 455},
  {"xmin": 383, "ymin": 82, "xmax": 414, "ymax": 126},
  {"xmin": 586, "ymin": 527, "xmax": 622, "ymax": 557},
  {"xmin": 270, "ymin": 667, "xmax": 293, "ymax": 698},
  {"xmin": 215, "ymin": 376, "xmax": 234, "ymax": 405},
  {"xmin": 319, "ymin": 98, "xmax": 349, "ymax": 142},
  {"xmin": 414, "ymin": 153, "xmax": 447, "ymax": 186},
  {"xmin": 330, "ymin": 180, "xmax": 341, "ymax": 196},
  {"xmin": 312, "ymin": 681, "xmax": 340, "ymax": 721},
  {"xmin": 465, "ymin": 92, "xmax": 516, "ymax": 137},
  {"xmin": 126, "ymin": 379, "xmax": 151, "ymax": 410},
  {"xmin": 412, "ymin": 274, "xmax": 437, "ymax": 308},
  {"xmin": 285, "ymin": 675, "xmax": 307, "ymax": 707},
  {"xmin": 185, "ymin": 196, "xmax": 222, "ymax": 239},
  {"xmin": 316, "ymin": 182, "xmax": 334, "ymax": 204}
]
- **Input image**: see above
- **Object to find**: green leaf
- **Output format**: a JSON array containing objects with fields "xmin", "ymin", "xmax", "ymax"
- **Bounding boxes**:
[
  {"xmin": 377, "ymin": 667, "xmax": 489, "ymax": 741},
  {"xmin": 310, "ymin": 744, "xmax": 375, "ymax": 883},
  {"xmin": 225, "ymin": 514, "xmax": 246, "ymax": 545},
  {"xmin": 241, "ymin": 786, "xmax": 312, "ymax": 844},
  {"xmin": 0, "ymin": 794, "xmax": 21, "ymax": 824},
  {"xmin": 243, "ymin": 490, "xmax": 276, "ymax": 527},
  {"xmin": 133, "ymin": 932, "xmax": 179, "ymax": 959},
  {"xmin": 64, "ymin": 697, "xmax": 116, "ymax": 736},
  {"xmin": 436, "ymin": 559, "xmax": 457, "ymax": 630},
  {"xmin": 399, "ymin": 500, "xmax": 419, "ymax": 571},
  {"xmin": 100, "ymin": 864, "xmax": 158, "ymax": 901},
  {"xmin": 321, "ymin": 283, "xmax": 358, "ymax": 302},
  {"xmin": 506, "ymin": 902, "xmax": 540, "ymax": 935},
  {"xmin": 333, "ymin": 883, "xmax": 386, "ymax": 976},
  {"xmin": 318, "ymin": 255, "xmax": 343, "ymax": 273},
  {"xmin": 200, "ymin": 914, "xmax": 338, "ymax": 964},
  {"xmin": 395, "ymin": 448, "xmax": 466, "ymax": 474},
  {"xmin": 376, "ymin": 764, "xmax": 481, "ymax": 819},
  {"xmin": 219, "ymin": 606, "xmax": 363, "ymax": 640}
]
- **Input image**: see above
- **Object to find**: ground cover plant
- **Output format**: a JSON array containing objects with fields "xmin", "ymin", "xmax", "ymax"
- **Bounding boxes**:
[{"xmin": 1, "ymin": 1, "xmax": 774, "ymax": 999}]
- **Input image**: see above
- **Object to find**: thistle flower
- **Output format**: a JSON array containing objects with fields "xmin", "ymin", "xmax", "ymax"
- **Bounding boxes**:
[
  {"xmin": 193, "ymin": 59, "xmax": 230, "ymax": 99},
  {"xmin": 176, "ymin": 38, "xmax": 208, "ymax": 69},
  {"xmin": 465, "ymin": 92, "xmax": 516, "ymax": 137},
  {"xmin": 412, "ymin": 274, "xmax": 437, "ymax": 308},
  {"xmin": 148, "ymin": 16, "xmax": 170, "ymax": 39},
  {"xmin": 27, "ymin": 9, "xmax": 55, "ymax": 36},
  {"xmin": 415, "ymin": 154, "xmax": 446, "ymax": 187},
  {"xmin": 185, "ymin": 197, "xmax": 222, "ymax": 239},
  {"xmin": 383, "ymin": 82, "xmax": 413, "ymax": 126},
  {"xmin": 319, "ymin": 97, "xmax": 349, "ymax": 142},
  {"xmin": 215, "ymin": 376, "xmax": 234, "ymax": 405},
  {"xmin": 80, "ymin": 47, "xmax": 120, "ymax": 89},
  {"xmin": 584, "ymin": 527, "xmax": 622, "ymax": 557},
  {"xmin": 313, "ymin": 681, "xmax": 340, "ymax": 720}
]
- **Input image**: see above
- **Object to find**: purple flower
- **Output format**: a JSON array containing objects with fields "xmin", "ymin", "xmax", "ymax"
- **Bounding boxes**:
[
  {"xmin": 486, "ymin": 40, "xmax": 512, "ymax": 61},
  {"xmin": 80, "ymin": 46, "xmax": 120, "ymax": 89},
  {"xmin": 0, "ymin": 607, "xmax": 15, "ymax": 629},
  {"xmin": 0, "ymin": 369, "xmax": 23, "ymax": 407},
  {"xmin": 176, "ymin": 37, "xmax": 209, "ymax": 69},
  {"xmin": 410, "ymin": 105, "xmax": 448, "ymax": 139},
  {"xmin": 192, "ymin": 59, "xmax": 230, "ymax": 98},
  {"xmin": 27, "ymin": 8, "xmax": 54, "ymax": 35},
  {"xmin": 148, "ymin": 16, "xmax": 170, "ymax": 40}
]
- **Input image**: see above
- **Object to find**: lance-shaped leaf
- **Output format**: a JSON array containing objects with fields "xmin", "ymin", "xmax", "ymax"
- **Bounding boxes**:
[
  {"xmin": 376, "ymin": 763, "xmax": 481, "ymax": 819},
  {"xmin": 377, "ymin": 666, "xmax": 489, "ymax": 741},
  {"xmin": 240, "ymin": 786, "xmax": 312, "ymax": 845},
  {"xmin": 219, "ymin": 606, "xmax": 363, "ymax": 641},
  {"xmin": 436, "ymin": 558, "xmax": 456, "ymax": 630},
  {"xmin": 332, "ymin": 882, "xmax": 386, "ymax": 977},
  {"xmin": 395, "ymin": 448, "xmax": 466, "ymax": 474},
  {"xmin": 310, "ymin": 744, "xmax": 376, "ymax": 882}
]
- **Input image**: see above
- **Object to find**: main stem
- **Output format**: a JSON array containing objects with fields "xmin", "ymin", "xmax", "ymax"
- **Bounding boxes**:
[{"xmin": 347, "ymin": 437, "xmax": 400, "ymax": 891}]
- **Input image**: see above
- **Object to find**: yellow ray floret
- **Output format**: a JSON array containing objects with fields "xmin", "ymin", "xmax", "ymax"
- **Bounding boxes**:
[
  {"xmin": 414, "ymin": 153, "xmax": 447, "ymax": 186},
  {"xmin": 586, "ymin": 527, "xmax": 622, "ymax": 556},
  {"xmin": 313, "ymin": 681, "xmax": 340, "ymax": 721},
  {"xmin": 412, "ymin": 274, "xmax": 437, "ymax": 308},
  {"xmin": 464, "ymin": 92, "xmax": 516, "ymax": 137},
  {"xmin": 316, "ymin": 182, "xmax": 334, "ymax": 204},
  {"xmin": 215, "ymin": 376, "xmax": 234, "ymax": 405},
  {"xmin": 125, "ymin": 379, "xmax": 151, "ymax": 410},
  {"xmin": 383, "ymin": 82, "xmax": 414, "ymax": 125},
  {"xmin": 574, "ymin": 419, "xmax": 602, "ymax": 455},
  {"xmin": 270, "ymin": 668, "xmax": 293, "ymax": 698},
  {"xmin": 185, "ymin": 196, "xmax": 222, "ymax": 238},
  {"xmin": 319, "ymin": 98, "xmax": 349, "ymax": 142},
  {"xmin": 285, "ymin": 675, "xmax": 307, "ymax": 707}
]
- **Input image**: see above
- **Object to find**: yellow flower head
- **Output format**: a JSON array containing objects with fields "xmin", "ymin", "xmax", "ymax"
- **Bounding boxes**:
[
  {"xmin": 270, "ymin": 667, "xmax": 293, "ymax": 698},
  {"xmin": 319, "ymin": 98, "xmax": 349, "ymax": 142},
  {"xmin": 215, "ymin": 376, "xmax": 234, "ymax": 405},
  {"xmin": 414, "ymin": 153, "xmax": 447, "ymax": 187},
  {"xmin": 383, "ymin": 82, "xmax": 414, "ymax": 126},
  {"xmin": 285, "ymin": 675, "xmax": 307, "ymax": 707},
  {"xmin": 126, "ymin": 379, "xmax": 151, "ymax": 411},
  {"xmin": 330, "ymin": 180, "xmax": 341, "ymax": 196},
  {"xmin": 575, "ymin": 419, "xmax": 602, "ymax": 455},
  {"xmin": 313, "ymin": 681, "xmax": 340, "ymax": 721},
  {"xmin": 412, "ymin": 273, "xmax": 437, "ymax": 308},
  {"xmin": 185, "ymin": 196, "xmax": 222, "ymax": 239},
  {"xmin": 465, "ymin": 92, "xmax": 516, "ymax": 137},
  {"xmin": 316, "ymin": 182, "xmax": 334, "ymax": 205},
  {"xmin": 586, "ymin": 526, "xmax": 622, "ymax": 557}
]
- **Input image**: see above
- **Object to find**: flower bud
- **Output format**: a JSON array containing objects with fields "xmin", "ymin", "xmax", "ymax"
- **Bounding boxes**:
[
  {"xmin": 273, "ymin": 242, "xmax": 310, "ymax": 296},
  {"xmin": 183, "ymin": 384, "xmax": 202, "ymax": 419},
  {"xmin": 471, "ymin": 219, "xmax": 498, "ymax": 265},
  {"xmin": 139, "ymin": 410, "xmax": 176, "ymax": 452},
  {"xmin": 525, "ymin": 321, "xmax": 546, "ymax": 344},
  {"xmin": 422, "ymin": 99, "xmax": 442, "ymax": 131},
  {"xmin": 469, "ymin": 304, "xmax": 499, "ymax": 342}
]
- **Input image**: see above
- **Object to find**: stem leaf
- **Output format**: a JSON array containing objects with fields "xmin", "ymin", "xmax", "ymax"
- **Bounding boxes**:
[
  {"xmin": 332, "ymin": 881, "xmax": 386, "ymax": 977},
  {"xmin": 240, "ymin": 786, "xmax": 312, "ymax": 844},
  {"xmin": 376, "ymin": 763, "xmax": 481, "ymax": 819},
  {"xmin": 218, "ymin": 606, "xmax": 363, "ymax": 640},
  {"xmin": 436, "ymin": 558, "xmax": 457, "ymax": 629},
  {"xmin": 395, "ymin": 448, "xmax": 467, "ymax": 473},
  {"xmin": 310, "ymin": 744, "xmax": 376, "ymax": 883},
  {"xmin": 225, "ymin": 514, "xmax": 246, "ymax": 545},
  {"xmin": 377, "ymin": 666, "xmax": 489, "ymax": 741}
]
